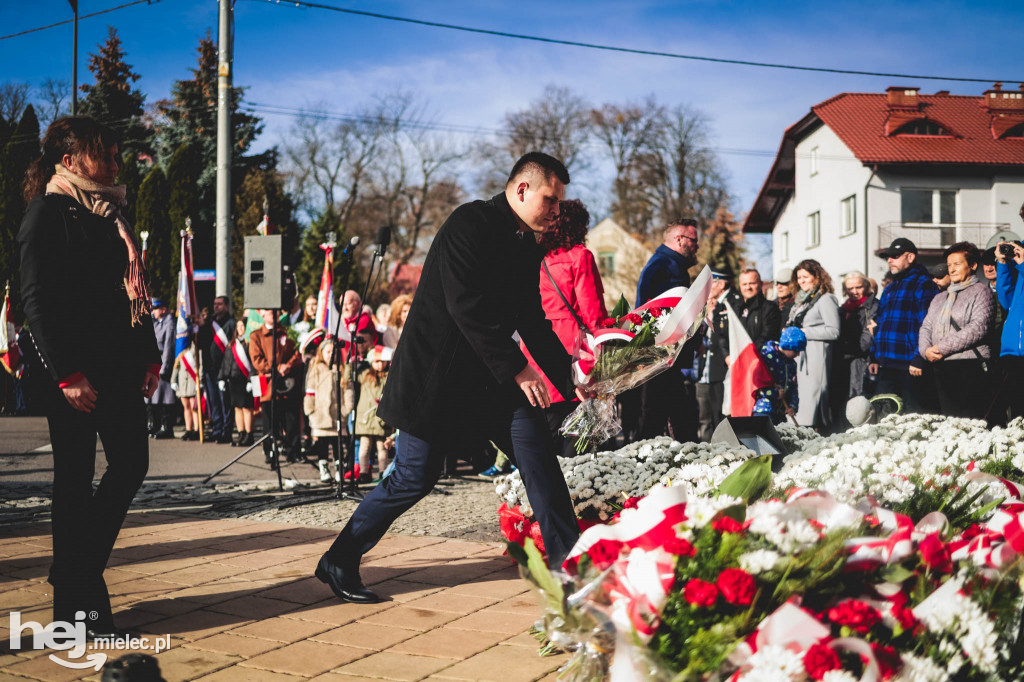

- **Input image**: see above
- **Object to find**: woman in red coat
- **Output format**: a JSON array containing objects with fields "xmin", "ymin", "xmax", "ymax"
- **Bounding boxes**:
[{"xmin": 522, "ymin": 199, "xmax": 608, "ymax": 452}]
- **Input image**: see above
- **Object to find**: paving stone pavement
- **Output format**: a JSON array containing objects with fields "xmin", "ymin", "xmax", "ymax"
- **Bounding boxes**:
[{"xmin": 0, "ymin": 508, "xmax": 568, "ymax": 681}]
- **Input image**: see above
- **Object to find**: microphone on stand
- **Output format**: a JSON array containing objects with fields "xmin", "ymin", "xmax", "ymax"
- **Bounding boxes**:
[
  {"xmin": 374, "ymin": 225, "xmax": 391, "ymax": 260},
  {"xmin": 340, "ymin": 235, "xmax": 359, "ymax": 258}
]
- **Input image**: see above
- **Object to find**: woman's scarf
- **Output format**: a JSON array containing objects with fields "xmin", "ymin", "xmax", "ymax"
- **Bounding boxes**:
[
  {"xmin": 46, "ymin": 164, "xmax": 151, "ymax": 326},
  {"xmin": 788, "ymin": 287, "xmax": 820, "ymax": 328},
  {"xmin": 842, "ymin": 295, "xmax": 867, "ymax": 313},
  {"xmin": 935, "ymin": 275, "xmax": 979, "ymax": 341}
]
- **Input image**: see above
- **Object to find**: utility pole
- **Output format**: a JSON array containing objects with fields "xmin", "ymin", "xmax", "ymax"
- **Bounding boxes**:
[
  {"xmin": 69, "ymin": 0, "xmax": 78, "ymax": 115},
  {"xmin": 215, "ymin": 0, "xmax": 233, "ymax": 299}
]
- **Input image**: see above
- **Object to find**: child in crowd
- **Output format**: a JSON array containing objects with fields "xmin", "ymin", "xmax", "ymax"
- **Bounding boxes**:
[
  {"xmin": 303, "ymin": 338, "xmax": 354, "ymax": 482},
  {"xmin": 753, "ymin": 326, "xmax": 806, "ymax": 424},
  {"xmin": 170, "ymin": 350, "xmax": 199, "ymax": 441},
  {"xmin": 355, "ymin": 345, "xmax": 394, "ymax": 483}
]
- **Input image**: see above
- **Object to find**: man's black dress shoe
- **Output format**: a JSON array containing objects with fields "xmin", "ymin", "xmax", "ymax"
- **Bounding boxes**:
[{"xmin": 315, "ymin": 555, "xmax": 381, "ymax": 604}]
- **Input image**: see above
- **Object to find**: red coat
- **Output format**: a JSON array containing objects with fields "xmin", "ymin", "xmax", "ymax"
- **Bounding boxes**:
[{"xmin": 522, "ymin": 245, "xmax": 608, "ymax": 403}]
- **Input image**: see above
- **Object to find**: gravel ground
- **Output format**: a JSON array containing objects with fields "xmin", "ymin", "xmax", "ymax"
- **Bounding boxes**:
[{"xmin": 0, "ymin": 475, "xmax": 507, "ymax": 542}]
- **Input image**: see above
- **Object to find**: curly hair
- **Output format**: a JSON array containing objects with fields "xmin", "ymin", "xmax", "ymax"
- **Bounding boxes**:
[
  {"xmin": 24, "ymin": 116, "xmax": 120, "ymax": 202},
  {"xmin": 792, "ymin": 259, "xmax": 835, "ymax": 294},
  {"xmin": 387, "ymin": 293, "xmax": 413, "ymax": 328},
  {"xmin": 539, "ymin": 199, "xmax": 590, "ymax": 253}
]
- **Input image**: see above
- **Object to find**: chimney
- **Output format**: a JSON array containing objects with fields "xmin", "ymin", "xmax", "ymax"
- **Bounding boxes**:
[
  {"xmin": 935, "ymin": 90, "xmax": 950, "ymax": 96},
  {"xmin": 984, "ymin": 82, "xmax": 1024, "ymax": 112},
  {"xmin": 887, "ymin": 86, "xmax": 920, "ymax": 109}
]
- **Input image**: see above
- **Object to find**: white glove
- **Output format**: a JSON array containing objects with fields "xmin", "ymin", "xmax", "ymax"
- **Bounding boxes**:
[
  {"xmin": 171, "ymin": 382, "xmax": 179, "ymax": 392},
  {"xmin": 245, "ymin": 382, "xmax": 252, "ymax": 394},
  {"xmin": 218, "ymin": 380, "xmax": 226, "ymax": 392}
]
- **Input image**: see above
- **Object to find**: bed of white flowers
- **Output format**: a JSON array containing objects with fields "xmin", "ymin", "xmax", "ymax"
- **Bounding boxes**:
[{"xmin": 495, "ymin": 414, "xmax": 1024, "ymax": 526}]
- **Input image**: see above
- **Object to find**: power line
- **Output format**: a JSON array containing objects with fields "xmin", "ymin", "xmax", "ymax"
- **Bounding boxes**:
[
  {"xmin": 248, "ymin": 0, "xmax": 1019, "ymax": 84},
  {"xmin": 0, "ymin": 0, "xmax": 163, "ymax": 42}
]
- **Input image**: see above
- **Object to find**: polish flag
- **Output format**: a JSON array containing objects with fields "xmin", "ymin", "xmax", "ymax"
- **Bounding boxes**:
[{"xmin": 722, "ymin": 300, "xmax": 772, "ymax": 417}]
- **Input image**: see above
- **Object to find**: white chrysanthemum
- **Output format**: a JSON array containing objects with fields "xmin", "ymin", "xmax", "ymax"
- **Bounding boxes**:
[
  {"xmin": 893, "ymin": 653, "xmax": 947, "ymax": 682},
  {"xmin": 738, "ymin": 549, "xmax": 780, "ymax": 574},
  {"xmin": 738, "ymin": 645, "xmax": 805, "ymax": 681},
  {"xmin": 822, "ymin": 671, "xmax": 859, "ymax": 682}
]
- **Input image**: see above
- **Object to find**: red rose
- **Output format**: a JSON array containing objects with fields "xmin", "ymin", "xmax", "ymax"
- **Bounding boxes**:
[
  {"xmin": 586, "ymin": 539, "xmax": 624, "ymax": 570},
  {"xmin": 682, "ymin": 578, "xmax": 718, "ymax": 607},
  {"xmin": 600, "ymin": 317, "xmax": 619, "ymax": 328},
  {"xmin": 711, "ymin": 516, "xmax": 744, "ymax": 534},
  {"xmin": 649, "ymin": 307, "xmax": 663, "ymax": 318},
  {"xmin": 803, "ymin": 642, "xmax": 841, "ymax": 680},
  {"xmin": 625, "ymin": 312, "xmax": 643, "ymax": 325},
  {"xmin": 827, "ymin": 600, "xmax": 880, "ymax": 634},
  {"xmin": 871, "ymin": 643, "xmax": 902, "ymax": 680},
  {"xmin": 918, "ymin": 533, "xmax": 952, "ymax": 574},
  {"xmin": 716, "ymin": 568, "xmax": 757, "ymax": 606},
  {"xmin": 892, "ymin": 604, "xmax": 917, "ymax": 631}
]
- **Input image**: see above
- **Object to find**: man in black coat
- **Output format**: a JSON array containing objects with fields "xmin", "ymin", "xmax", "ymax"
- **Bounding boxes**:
[
  {"xmin": 316, "ymin": 153, "xmax": 584, "ymax": 604},
  {"xmin": 737, "ymin": 268, "xmax": 781, "ymax": 349}
]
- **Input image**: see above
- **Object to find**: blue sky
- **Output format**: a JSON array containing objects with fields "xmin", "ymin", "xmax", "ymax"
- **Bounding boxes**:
[{"xmin": 3, "ymin": 0, "xmax": 1023, "ymax": 272}]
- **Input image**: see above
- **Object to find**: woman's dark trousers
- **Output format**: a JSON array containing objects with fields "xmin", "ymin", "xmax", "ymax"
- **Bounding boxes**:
[{"xmin": 47, "ymin": 385, "xmax": 148, "ymax": 627}]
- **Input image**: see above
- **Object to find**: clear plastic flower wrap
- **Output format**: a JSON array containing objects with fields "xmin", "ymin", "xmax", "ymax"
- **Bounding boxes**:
[{"xmin": 561, "ymin": 266, "xmax": 713, "ymax": 453}]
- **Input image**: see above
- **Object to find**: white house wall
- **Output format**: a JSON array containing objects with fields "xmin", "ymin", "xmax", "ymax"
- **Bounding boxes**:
[
  {"xmin": 772, "ymin": 125, "xmax": 873, "ymax": 286},
  {"xmin": 773, "ymin": 125, "xmax": 1024, "ymax": 287}
]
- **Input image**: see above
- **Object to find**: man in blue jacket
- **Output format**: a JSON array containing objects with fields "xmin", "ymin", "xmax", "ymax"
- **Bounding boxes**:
[
  {"xmin": 634, "ymin": 220, "xmax": 700, "ymax": 441},
  {"xmin": 992, "ymin": 236, "xmax": 1024, "ymax": 423},
  {"xmin": 868, "ymin": 238, "xmax": 939, "ymax": 413}
]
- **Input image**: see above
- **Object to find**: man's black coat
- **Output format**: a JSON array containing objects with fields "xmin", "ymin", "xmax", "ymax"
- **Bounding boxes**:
[
  {"xmin": 739, "ymin": 292, "xmax": 782, "ymax": 350},
  {"xmin": 376, "ymin": 192, "xmax": 574, "ymax": 442}
]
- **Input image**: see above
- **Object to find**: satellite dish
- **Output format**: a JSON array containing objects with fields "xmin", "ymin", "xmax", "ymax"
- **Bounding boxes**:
[{"xmin": 986, "ymin": 230, "xmax": 1022, "ymax": 249}]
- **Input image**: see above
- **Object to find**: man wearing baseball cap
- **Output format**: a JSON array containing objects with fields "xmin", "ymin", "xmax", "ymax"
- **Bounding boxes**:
[{"xmin": 868, "ymin": 238, "xmax": 939, "ymax": 413}]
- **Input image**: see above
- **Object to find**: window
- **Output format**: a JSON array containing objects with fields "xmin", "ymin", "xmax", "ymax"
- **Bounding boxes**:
[
  {"xmin": 597, "ymin": 251, "xmax": 615, "ymax": 277},
  {"xmin": 901, "ymin": 189, "xmax": 957, "ymax": 225},
  {"xmin": 779, "ymin": 231, "xmax": 789, "ymax": 261},
  {"xmin": 807, "ymin": 212, "xmax": 820, "ymax": 248},
  {"xmin": 840, "ymin": 195, "xmax": 856, "ymax": 236},
  {"xmin": 893, "ymin": 119, "xmax": 951, "ymax": 136},
  {"xmin": 809, "ymin": 146, "xmax": 819, "ymax": 176}
]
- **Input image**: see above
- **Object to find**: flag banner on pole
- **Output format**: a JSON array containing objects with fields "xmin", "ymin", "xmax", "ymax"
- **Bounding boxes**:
[
  {"xmin": 0, "ymin": 283, "xmax": 23, "ymax": 379},
  {"xmin": 174, "ymin": 231, "xmax": 197, "ymax": 359},
  {"xmin": 314, "ymin": 243, "xmax": 338, "ymax": 333},
  {"xmin": 722, "ymin": 299, "xmax": 773, "ymax": 417}
]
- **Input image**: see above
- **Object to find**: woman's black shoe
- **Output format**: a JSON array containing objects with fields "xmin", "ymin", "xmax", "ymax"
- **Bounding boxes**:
[
  {"xmin": 231, "ymin": 431, "xmax": 246, "ymax": 447},
  {"xmin": 240, "ymin": 431, "xmax": 254, "ymax": 447}
]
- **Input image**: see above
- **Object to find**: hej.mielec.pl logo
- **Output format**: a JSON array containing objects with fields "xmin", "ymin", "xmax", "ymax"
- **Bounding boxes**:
[{"xmin": 9, "ymin": 610, "xmax": 171, "ymax": 671}]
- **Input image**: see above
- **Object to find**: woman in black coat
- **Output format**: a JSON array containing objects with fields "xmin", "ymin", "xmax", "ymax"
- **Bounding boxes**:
[{"xmin": 18, "ymin": 116, "xmax": 160, "ymax": 637}]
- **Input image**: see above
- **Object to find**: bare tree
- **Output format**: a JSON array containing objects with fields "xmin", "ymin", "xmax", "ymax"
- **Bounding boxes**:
[
  {"xmin": 637, "ymin": 104, "xmax": 730, "ymax": 232},
  {"xmin": 475, "ymin": 84, "xmax": 592, "ymax": 195},
  {"xmin": 37, "ymin": 78, "xmax": 71, "ymax": 127},
  {"xmin": 283, "ymin": 102, "xmax": 382, "ymax": 232},
  {"xmin": 0, "ymin": 82, "xmax": 30, "ymax": 126},
  {"xmin": 591, "ymin": 97, "xmax": 666, "ymax": 238}
]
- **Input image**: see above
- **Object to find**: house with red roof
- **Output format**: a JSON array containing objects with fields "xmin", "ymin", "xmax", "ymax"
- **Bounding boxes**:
[{"xmin": 744, "ymin": 84, "xmax": 1024, "ymax": 284}]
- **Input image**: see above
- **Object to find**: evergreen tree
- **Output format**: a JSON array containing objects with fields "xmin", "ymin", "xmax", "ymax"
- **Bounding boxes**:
[
  {"xmin": 294, "ymin": 206, "xmax": 359, "ymax": 305},
  {"xmin": 165, "ymin": 143, "xmax": 201, "ymax": 278},
  {"xmin": 0, "ymin": 105, "xmax": 40, "ymax": 306},
  {"xmin": 136, "ymin": 166, "xmax": 174, "ymax": 303},
  {"xmin": 156, "ymin": 33, "xmax": 263, "ymax": 233},
  {"xmin": 116, "ymin": 152, "xmax": 147, "ymax": 227},
  {"xmin": 232, "ymin": 167, "xmax": 301, "ymax": 314},
  {"xmin": 79, "ymin": 26, "xmax": 152, "ymax": 156}
]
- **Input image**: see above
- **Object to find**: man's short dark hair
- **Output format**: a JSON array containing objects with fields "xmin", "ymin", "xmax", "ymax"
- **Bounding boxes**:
[{"xmin": 506, "ymin": 152, "xmax": 570, "ymax": 187}]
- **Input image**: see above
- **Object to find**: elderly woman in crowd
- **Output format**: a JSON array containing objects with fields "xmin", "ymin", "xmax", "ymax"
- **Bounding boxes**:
[
  {"xmin": 919, "ymin": 241, "xmax": 994, "ymax": 418},
  {"xmin": 830, "ymin": 270, "xmax": 878, "ymax": 425},
  {"xmin": 18, "ymin": 116, "xmax": 160, "ymax": 638},
  {"xmin": 787, "ymin": 259, "xmax": 840, "ymax": 430}
]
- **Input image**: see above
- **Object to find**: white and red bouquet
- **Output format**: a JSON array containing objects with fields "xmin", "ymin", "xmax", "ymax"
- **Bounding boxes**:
[
  {"xmin": 510, "ymin": 456, "xmax": 1024, "ymax": 681},
  {"xmin": 561, "ymin": 266, "xmax": 713, "ymax": 452}
]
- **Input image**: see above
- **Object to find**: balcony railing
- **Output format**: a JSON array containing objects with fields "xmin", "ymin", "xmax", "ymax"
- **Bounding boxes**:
[{"xmin": 877, "ymin": 222, "xmax": 1012, "ymax": 251}]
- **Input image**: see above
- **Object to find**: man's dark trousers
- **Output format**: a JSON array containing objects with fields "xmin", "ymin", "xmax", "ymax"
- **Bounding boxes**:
[
  {"xmin": 327, "ymin": 404, "xmax": 580, "ymax": 567},
  {"xmin": 639, "ymin": 369, "xmax": 698, "ymax": 442},
  {"xmin": 203, "ymin": 373, "xmax": 229, "ymax": 438},
  {"xmin": 876, "ymin": 365, "xmax": 930, "ymax": 414}
]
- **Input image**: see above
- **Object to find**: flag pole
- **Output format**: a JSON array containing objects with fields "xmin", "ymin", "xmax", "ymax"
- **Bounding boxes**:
[{"xmin": 186, "ymin": 219, "xmax": 205, "ymax": 443}]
